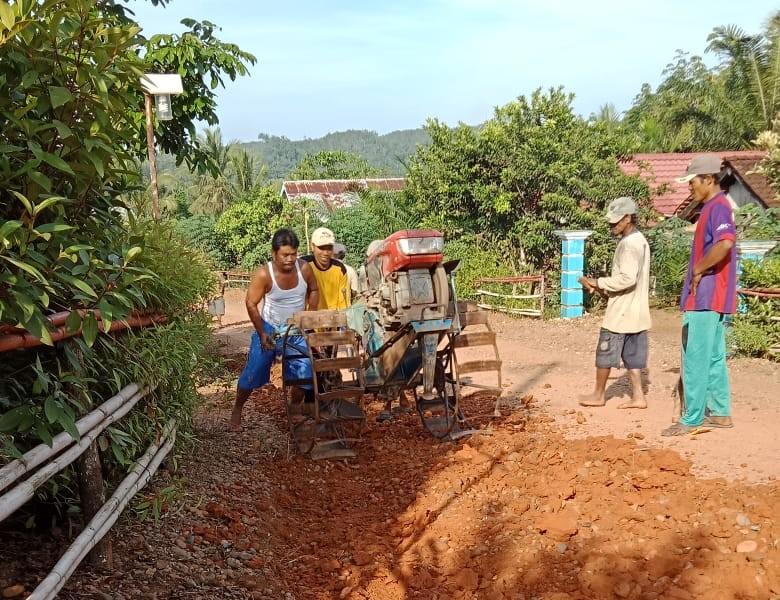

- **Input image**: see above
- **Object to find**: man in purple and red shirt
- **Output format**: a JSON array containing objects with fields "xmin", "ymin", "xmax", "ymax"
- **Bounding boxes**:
[{"xmin": 663, "ymin": 154, "xmax": 737, "ymax": 436}]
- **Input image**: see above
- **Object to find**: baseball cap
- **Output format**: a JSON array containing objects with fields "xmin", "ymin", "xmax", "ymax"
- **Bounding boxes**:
[
  {"xmin": 333, "ymin": 243, "xmax": 347, "ymax": 259},
  {"xmin": 676, "ymin": 154, "xmax": 723, "ymax": 183},
  {"xmin": 311, "ymin": 227, "xmax": 336, "ymax": 247},
  {"xmin": 605, "ymin": 197, "xmax": 637, "ymax": 224}
]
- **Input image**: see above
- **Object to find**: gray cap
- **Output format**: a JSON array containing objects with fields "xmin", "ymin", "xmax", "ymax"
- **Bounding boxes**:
[
  {"xmin": 605, "ymin": 196, "xmax": 637, "ymax": 223},
  {"xmin": 333, "ymin": 243, "xmax": 347, "ymax": 259},
  {"xmin": 676, "ymin": 154, "xmax": 723, "ymax": 183}
]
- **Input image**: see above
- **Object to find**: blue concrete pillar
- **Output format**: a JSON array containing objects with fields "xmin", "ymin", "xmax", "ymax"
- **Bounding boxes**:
[
  {"xmin": 736, "ymin": 240, "xmax": 777, "ymax": 313},
  {"xmin": 554, "ymin": 230, "xmax": 593, "ymax": 319}
]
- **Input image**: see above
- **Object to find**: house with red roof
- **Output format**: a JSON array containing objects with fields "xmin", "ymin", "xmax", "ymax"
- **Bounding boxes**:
[
  {"xmin": 280, "ymin": 178, "xmax": 406, "ymax": 213},
  {"xmin": 619, "ymin": 151, "xmax": 778, "ymax": 220}
]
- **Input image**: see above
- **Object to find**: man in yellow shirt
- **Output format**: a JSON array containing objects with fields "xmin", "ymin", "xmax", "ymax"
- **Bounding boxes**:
[{"xmin": 302, "ymin": 227, "xmax": 351, "ymax": 310}]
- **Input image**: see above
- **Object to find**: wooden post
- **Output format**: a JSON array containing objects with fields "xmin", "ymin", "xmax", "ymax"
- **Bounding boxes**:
[
  {"xmin": 303, "ymin": 201, "xmax": 310, "ymax": 249},
  {"xmin": 71, "ymin": 346, "xmax": 110, "ymax": 566},
  {"xmin": 76, "ymin": 442, "xmax": 110, "ymax": 566},
  {"xmin": 144, "ymin": 92, "xmax": 160, "ymax": 220}
]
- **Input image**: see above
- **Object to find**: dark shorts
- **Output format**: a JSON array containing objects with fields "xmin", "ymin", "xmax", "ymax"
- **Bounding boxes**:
[{"xmin": 595, "ymin": 329, "xmax": 648, "ymax": 370}]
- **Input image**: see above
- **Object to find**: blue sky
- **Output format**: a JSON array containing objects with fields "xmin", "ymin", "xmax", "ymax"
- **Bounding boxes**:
[{"xmin": 128, "ymin": 0, "xmax": 778, "ymax": 142}]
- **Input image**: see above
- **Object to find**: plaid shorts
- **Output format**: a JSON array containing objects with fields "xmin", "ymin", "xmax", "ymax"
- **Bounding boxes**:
[{"xmin": 595, "ymin": 329, "xmax": 648, "ymax": 370}]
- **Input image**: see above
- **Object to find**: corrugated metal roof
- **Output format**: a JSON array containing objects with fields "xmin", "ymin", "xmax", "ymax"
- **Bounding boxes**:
[
  {"xmin": 281, "ymin": 178, "xmax": 406, "ymax": 212},
  {"xmin": 619, "ymin": 151, "xmax": 775, "ymax": 216}
]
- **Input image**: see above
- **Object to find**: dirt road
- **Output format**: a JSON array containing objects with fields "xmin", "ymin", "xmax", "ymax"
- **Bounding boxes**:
[
  {"xmin": 3, "ymin": 300, "xmax": 778, "ymax": 599},
  {"xmin": 217, "ymin": 290, "xmax": 780, "ymax": 483}
]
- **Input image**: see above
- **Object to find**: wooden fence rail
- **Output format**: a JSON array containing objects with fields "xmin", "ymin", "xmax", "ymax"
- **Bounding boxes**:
[{"xmin": 473, "ymin": 274, "xmax": 545, "ymax": 318}]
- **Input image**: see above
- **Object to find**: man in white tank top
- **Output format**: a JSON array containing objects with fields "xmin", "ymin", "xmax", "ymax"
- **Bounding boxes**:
[{"xmin": 230, "ymin": 229, "xmax": 319, "ymax": 431}]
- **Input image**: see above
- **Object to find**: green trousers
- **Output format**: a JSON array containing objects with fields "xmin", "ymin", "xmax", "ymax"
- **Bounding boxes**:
[{"xmin": 680, "ymin": 310, "xmax": 731, "ymax": 427}]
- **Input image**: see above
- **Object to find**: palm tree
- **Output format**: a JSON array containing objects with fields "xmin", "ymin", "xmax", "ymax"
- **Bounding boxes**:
[
  {"xmin": 706, "ymin": 11, "xmax": 780, "ymax": 132},
  {"xmin": 231, "ymin": 149, "xmax": 257, "ymax": 195},
  {"xmin": 189, "ymin": 128, "xmax": 235, "ymax": 215},
  {"xmin": 593, "ymin": 103, "xmax": 621, "ymax": 127},
  {"xmin": 123, "ymin": 172, "xmax": 182, "ymax": 217}
]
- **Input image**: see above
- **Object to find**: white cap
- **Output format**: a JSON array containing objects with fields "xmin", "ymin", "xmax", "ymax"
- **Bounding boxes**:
[
  {"xmin": 676, "ymin": 154, "xmax": 723, "ymax": 183},
  {"xmin": 311, "ymin": 227, "xmax": 335, "ymax": 247},
  {"xmin": 605, "ymin": 197, "xmax": 637, "ymax": 224}
]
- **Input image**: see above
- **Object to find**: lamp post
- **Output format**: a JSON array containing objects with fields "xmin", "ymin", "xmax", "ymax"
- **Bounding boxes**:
[{"xmin": 140, "ymin": 74, "xmax": 183, "ymax": 219}]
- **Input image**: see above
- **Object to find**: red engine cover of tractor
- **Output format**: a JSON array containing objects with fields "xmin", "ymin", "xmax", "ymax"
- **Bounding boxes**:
[{"xmin": 373, "ymin": 229, "xmax": 444, "ymax": 274}]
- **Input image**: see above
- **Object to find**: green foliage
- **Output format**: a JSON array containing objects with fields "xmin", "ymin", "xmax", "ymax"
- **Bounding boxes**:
[
  {"xmin": 0, "ymin": 0, "xmax": 245, "ymax": 511},
  {"xmin": 188, "ymin": 128, "xmax": 237, "ymax": 215},
  {"xmin": 288, "ymin": 150, "xmax": 383, "ymax": 180},
  {"xmin": 646, "ymin": 218, "xmax": 693, "ymax": 305},
  {"xmin": 625, "ymin": 53, "xmax": 755, "ymax": 152},
  {"xmin": 406, "ymin": 88, "xmax": 649, "ymax": 284},
  {"xmin": 1, "ymin": 222, "xmax": 216, "ymax": 509},
  {"xmin": 140, "ymin": 19, "xmax": 256, "ymax": 174},
  {"xmin": 627, "ymin": 12, "xmax": 780, "ymax": 152},
  {"xmin": 735, "ymin": 205, "xmax": 780, "ymax": 240},
  {"xmin": 732, "ymin": 257, "xmax": 780, "ymax": 360},
  {"xmin": 174, "ymin": 215, "xmax": 233, "ymax": 268},
  {"xmin": 731, "ymin": 318, "xmax": 774, "ymax": 357},
  {"xmin": 324, "ymin": 190, "xmax": 416, "ymax": 262},
  {"xmin": 243, "ymin": 128, "xmax": 429, "ymax": 179},
  {"xmin": 444, "ymin": 235, "xmax": 517, "ymax": 300},
  {"xmin": 214, "ymin": 185, "xmax": 299, "ymax": 269}
]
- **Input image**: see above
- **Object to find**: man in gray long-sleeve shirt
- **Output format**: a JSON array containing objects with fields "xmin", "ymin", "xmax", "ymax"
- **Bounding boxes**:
[{"xmin": 578, "ymin": 197, "xmax": 652, "ymax": 409}]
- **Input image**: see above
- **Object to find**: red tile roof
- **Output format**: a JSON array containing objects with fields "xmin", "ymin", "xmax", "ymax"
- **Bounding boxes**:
[
  {"xmin": 281, "ymin": 178, "xmax": 406, "ymax": 211},
  {"xmin": 619, "ymin": 151, "xmax": 776, "ymax": 216}
]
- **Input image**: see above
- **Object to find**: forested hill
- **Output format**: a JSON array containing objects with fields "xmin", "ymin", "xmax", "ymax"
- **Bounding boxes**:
[{"xmin": 241, "ymin": 128, "xmax": 430, "ymax": 178}]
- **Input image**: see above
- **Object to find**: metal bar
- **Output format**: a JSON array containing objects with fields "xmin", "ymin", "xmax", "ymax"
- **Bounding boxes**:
[{"xmin": 474, "ymin": 276, "xmax": 543, "ymax": 284}]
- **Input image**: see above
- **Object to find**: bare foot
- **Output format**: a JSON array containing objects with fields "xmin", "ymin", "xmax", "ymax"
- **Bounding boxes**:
[
  {"xmin": 578, "ymin": 393, "xmax": 605, "ymax": 407},
  {"xmin": 617, "ymin": 399, "xmax": 648, "ymax": 409},
  {"xmin": 228, "ymin": 408, "xmax": 243, "ymax": 432}
]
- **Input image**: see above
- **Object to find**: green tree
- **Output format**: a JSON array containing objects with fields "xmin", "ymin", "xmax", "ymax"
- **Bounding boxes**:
[
  {"xmin": 140, "ymin": 17, "xmax": 256, "ymax": 174},
  {"xmin": 214, "ymin": 185, "xmax": 302, "ymax": 269},
  {"xmin": 231, "ymin": 148, "xmax": 264, "ymax": 195},
  {"xmin": 626, "ymin": 12, "xmax": 780, "ymax": 152},
  {"xmin": 189, "ymin": 128, "xmax": 236, "ymax": 214},
  {"xmin": 406, "ymin": 88, "xmax": 649, "ymax": 273},
  {"xmin": 0, "ymin": 0, "xmax": 251, "ymax": 499},
  {"xmin": 324, "ymin": 190, "xmax": 415, "ymax": 261},
  {"xmin": 706, "ymin": 12, "xmax": 780, "ymax": 133},
  {"xmin": 591, "ymin": 103, "xmax": 622, "ymax": 133},
  {"xmin": 625, "ymin": 53, "xmax": 754, "ymax": 152},
  {"xmin": 289, "ymin": 150, "xmax": 383, "ymax": 180},
  {"xmin": 174, "ymin": 215, "xmax": 234, "ymax": 268}
]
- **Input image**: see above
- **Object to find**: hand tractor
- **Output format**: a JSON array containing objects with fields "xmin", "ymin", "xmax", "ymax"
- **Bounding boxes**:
[{"xmin": 281, "ymin": 229, "xmax": 503, "ymax": 459}]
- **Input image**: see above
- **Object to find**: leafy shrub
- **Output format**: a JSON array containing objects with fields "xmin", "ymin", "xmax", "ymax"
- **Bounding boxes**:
[
  {"xmin": 0, "ymin": 0, "xmax": 250, "ymax": 516},
  {"xmin": 213, "ymin": 185, "xmax": 312, "ymax": 270},
  {"xmin": 735, "ymin": 205, "xmax": 780, "ymax": 241},
  {"xmin": 0, "ymin": 222, "xmax": 216, "ymax": 512},
  {"xmin": 730, "ymin": 319, "xmax": 773, "ymax": 357},
  {"xmin": 646, "ymin": 218, "xmax": 692, "ymax": 305},
  {"xmin": 325, "ymin": 190, "xmax": 417, "ymax": 263},
  {"xmin": 444, "ymin": 236, "xmax": 517, "ymax": 300},
  {"xmin": 174, "ymin": 215, "xmax": 235, "ymax": 269},
  {"xmin": 732, "ymin": 257, "xmax": 780, "ymax": 360}
]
